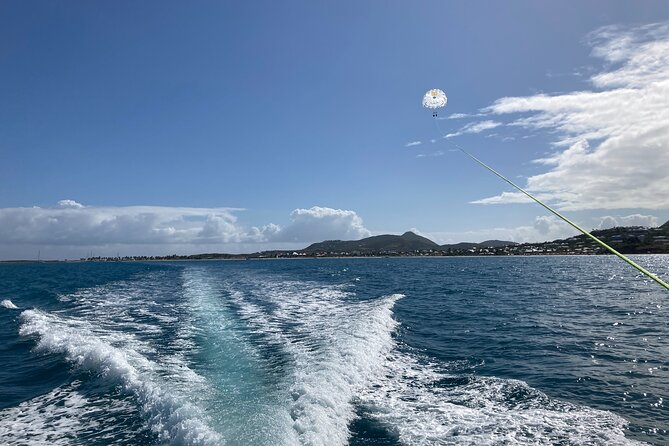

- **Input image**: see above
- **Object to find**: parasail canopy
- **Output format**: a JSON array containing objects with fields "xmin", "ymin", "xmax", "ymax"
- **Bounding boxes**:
[{"xmin": 422, "ymin": 89, "xmax": 447, "ymax": 109}]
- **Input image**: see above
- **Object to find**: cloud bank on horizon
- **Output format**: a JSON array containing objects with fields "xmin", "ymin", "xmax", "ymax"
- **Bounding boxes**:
[
  {"xmin": 469, "ymin": 22, "xmax": 669, "ymax": 211},
  {"xmin": 0, "ymin": 201, "xmax": 371, "ymax": 259},
  {"xmin": 0, "ymin": 200, "xmax": 660, "ymax": 259}
]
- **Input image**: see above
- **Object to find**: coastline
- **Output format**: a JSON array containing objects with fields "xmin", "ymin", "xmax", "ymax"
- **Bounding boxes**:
[{"xmin": 2, "ymin": 252, "xmax": 668, "ymax": 264}]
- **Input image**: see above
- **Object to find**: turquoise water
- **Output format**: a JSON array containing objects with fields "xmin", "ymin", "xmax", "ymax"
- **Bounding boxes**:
[{"xmin": 0, "ymin": 256, "xmax": 668, "ymax": 445}]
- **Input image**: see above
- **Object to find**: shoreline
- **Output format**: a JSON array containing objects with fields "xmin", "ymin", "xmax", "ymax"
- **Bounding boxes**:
[{"xmin": 2, "ymin": 252, "xmax": 668, "ymax": 264}]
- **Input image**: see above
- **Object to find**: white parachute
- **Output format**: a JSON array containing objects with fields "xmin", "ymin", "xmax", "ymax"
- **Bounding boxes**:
[{"xmin": 422, "ymin": 89, "xmax": 447, "ymax": 116}]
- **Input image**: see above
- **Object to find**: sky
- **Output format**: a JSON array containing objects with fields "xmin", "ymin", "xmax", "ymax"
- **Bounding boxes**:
[{"xmin": 2, "ymin": 1, "xmax": 669, "ymax": 259}]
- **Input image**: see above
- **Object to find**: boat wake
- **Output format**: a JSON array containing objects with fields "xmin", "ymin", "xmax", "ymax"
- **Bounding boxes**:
[
  {"xmin": 9, "ymin": 265, "xmax": 646, "ymax": 445},
  {"xmin": 220, "ymin": 271, "xmax": 643, "ymax": 445}
]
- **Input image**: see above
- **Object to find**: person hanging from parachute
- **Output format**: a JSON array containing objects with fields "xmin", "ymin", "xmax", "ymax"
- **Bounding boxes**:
[{"xmin": 421, "ymin": 88, "xmax": 669, "ymax": 292}]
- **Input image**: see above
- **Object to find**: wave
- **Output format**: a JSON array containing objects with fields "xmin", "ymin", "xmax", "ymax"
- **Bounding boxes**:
[
  {"xmin": 221, "ymin": 272, "xmax": 404, "ymax": 446},
  {"xmin": 1, "ymin": 299, "xmax": 19, "ymax": 309},
  {"xmin": 223, "ymin": 272, "xmax": 644, "ymax": 446},
  {"xmin": 0, "ymin": 381, "xmax": 148, "ymax": 445},
  {"xmin": 283, "ymin": 293, "xmax": 402, "ymax": 446},
  {"xmin": 18, "ymin": 309, "xmax": 222, "ymax": 446},
  {"xmin": 12, "ymin": 266, "xmax": 648, "ymax": 445},
  {"xmin": 0, "ymin": 383, "xmax": 90, "ymax": 446},
  {"xmin": 359, "ymin": 351, "xmax": 644, "ymax": 445}
]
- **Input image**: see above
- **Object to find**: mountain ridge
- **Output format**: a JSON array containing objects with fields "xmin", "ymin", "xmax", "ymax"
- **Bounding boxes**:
[
  {"xmin": 300, "ymin": 220, "xmax": 669, "ymax": 256},
  {"xmin": 303, "ymin": 231, "xmax": 515, "ymax": 254}
]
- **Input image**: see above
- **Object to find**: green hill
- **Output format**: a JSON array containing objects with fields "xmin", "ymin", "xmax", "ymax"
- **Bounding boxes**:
[
  {"xmin": 303, "ymin": 231, "xmax": 440, "ymax": 253},
  {"xmin": 302, "ymin": 232, "xmax": 516, "ymax": 254}
]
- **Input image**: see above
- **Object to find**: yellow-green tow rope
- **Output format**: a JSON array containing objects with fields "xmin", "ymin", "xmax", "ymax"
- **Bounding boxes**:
[{"xmin": 455, "ymin": 145, "xmax": 669, "ymax": 292}]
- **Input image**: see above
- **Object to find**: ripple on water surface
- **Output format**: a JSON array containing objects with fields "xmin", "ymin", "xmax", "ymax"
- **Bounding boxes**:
[{"xmin": 1, "ymin": 257, "xmax": 667, "ymax": 445}]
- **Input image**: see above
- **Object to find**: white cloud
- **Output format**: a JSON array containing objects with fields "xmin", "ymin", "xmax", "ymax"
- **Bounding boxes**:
[
  {"xmin": 597, "ymin": 213, "xmax": 659, "ymax": 229},
  {"xmin": 0, "ymin": 202, "xmax": 249, "ymax": 246},
  {"xmin": 421, "ymin": 215, "xmax": 580, "ymax": 245},
  {"xmin": 416, "ymin": 150, "xmax": 447, "ymax": 158},
  {"xmin": 269, "ymin": 206, "xmax": 371, "ymax": 243},
  {"xmin": 443, "ymin": 112, "xmax": 486, "ymax": 120},
  {"xmin": 405, "ymin": 141, "xmax": 422, "ymax": 147},
  {"xmin": 56, "ymin": 199, "xmax": 85, "ymax": 209},
  {"xmin": 445, "ymin": 120, "xmax": 502, "ymax": 138},
  {"xmin": 477, "ymin": 22, "xmax": 669, "ymax": 210},
  {"xmin": 0, "ymin": 202, "xmax": 371, "ymax": 259},
  {"xmin": 470, "ymin": 191, "xmax": 533, "ymax": 205},
  {"xmin": 470, "ymin": 190, "xmax": 581, "ymax": 208}
]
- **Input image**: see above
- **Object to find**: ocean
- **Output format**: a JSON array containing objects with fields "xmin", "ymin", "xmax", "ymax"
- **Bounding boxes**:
[{"xmin": 0, "ymin": 256, "xmax": 667, "ymax": 445}]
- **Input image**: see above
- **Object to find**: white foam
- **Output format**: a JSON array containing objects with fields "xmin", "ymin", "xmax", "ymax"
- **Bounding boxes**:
[
  {"xmin": 19, "ymin": 309, "xmax": 222, "ymax": 445},
  {"xmin": 1, "ymin": 299, "xmax": 19, "ymax": 309},
  {"xmin": 287, "ymin": 294, "xmax": 402, "ymax": 446},
  {"xmin": 223, "ymin": 273, "xmax": 404, "ymax": 445},
  {"xmin": 360, "ymin": 355, "xmax": 646, "ymax": 445},
  {"xmin": 224, "ymin": 272, "xmax": 645, "ymax": 446},
  {"xmin": 14, "ymin": 266, "xmax": 648, "ymax": 445},
  {"xmin": 0, "ymin": 384, "xmax": 88, "ymax": 446},
  {"xmin": 0, "ymin": 381, "xmax": 143, "ymax": 445}
]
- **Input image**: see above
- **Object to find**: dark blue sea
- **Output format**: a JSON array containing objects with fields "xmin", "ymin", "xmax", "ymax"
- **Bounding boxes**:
[{"xmin": 1, "ymin": 256, "xmax": 668, "ymax": 445}]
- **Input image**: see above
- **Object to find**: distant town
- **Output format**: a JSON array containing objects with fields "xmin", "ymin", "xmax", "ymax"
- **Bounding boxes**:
[{"xmin": 73, "ymin": 220, "xmax": 669, "ymax": 262}]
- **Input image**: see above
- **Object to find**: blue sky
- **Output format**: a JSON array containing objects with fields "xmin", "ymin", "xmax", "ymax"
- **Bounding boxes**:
[{"xmin": 2, "ymin": 1, "xmax": 669, "ymax": 259}]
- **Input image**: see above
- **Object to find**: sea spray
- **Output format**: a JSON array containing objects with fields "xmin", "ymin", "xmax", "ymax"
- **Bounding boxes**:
[
  {"xmin": 19, "ymin": 309, "xmax": 222, "ymax": 446},
  {"xmin": 1, "ymin": 299, "xmax": 19, "ymax": 309}
]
